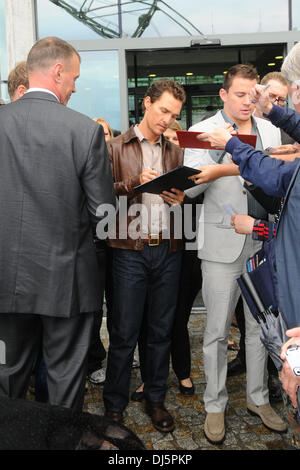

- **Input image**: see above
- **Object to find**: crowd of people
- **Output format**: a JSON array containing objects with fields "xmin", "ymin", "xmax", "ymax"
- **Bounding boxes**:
[{"xmin": 1, "ymin": 35, "xmax": 300, "ymax": 449}]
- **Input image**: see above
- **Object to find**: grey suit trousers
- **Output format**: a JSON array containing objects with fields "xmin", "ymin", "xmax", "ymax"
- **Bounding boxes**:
[
  {"xmin": 201, "ymin": 235, "xmax": 269, "ymax": 413},
  {"xmin": 0, "ymin": 312, "xmax": 94, "ymax": 411}
]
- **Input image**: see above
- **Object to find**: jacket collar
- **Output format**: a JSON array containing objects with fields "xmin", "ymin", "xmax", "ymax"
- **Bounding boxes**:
[{"xmin": 20, "ymin": 90, "xmax": 61, "ymax": 104}]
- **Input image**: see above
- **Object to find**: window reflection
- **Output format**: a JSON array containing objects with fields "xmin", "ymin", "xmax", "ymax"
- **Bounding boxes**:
[
  {"xmin": 37, "ymin": 0, "xmax": 289, "ymax": 39},
  {"xmin": 68, "ymin": 50, "xmax": 121, "ymax": 132}
]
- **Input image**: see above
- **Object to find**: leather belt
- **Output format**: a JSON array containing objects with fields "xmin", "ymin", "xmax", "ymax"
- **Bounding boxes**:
[{"xmin": 140, "ymin": 233, "xmax": 167, "ymax": 247}]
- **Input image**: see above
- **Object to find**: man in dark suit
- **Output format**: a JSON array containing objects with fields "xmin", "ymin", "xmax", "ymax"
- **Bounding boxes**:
[{"xmin": 0, "ymin": 37, "xmax": 116, "ymax": 411}]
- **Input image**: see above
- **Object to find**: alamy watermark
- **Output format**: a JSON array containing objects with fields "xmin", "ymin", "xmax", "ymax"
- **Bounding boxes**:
[{"xmin": 96, "ymin": 196, "xmax": 203, "ymax": 250}]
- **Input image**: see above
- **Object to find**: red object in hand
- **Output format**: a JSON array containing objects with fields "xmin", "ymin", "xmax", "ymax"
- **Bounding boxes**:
[{"xmin": 176, "ymin": 130, "xmax": 257, "ymax": 150}]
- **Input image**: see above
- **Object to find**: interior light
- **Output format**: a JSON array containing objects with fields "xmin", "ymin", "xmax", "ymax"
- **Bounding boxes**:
[
  {"xmin": 186, "ymin": 72, "xmax": 194, "ymax": 76},
  {"xmin": 275, "ymin": 56, "xmax": 283, "ymax": 59},
  {"xmin": 223, "ymin": 71, "xmax": 227, "ymax": 74},
  {"xmin": 149, "ymin": 74, "xmax": 157, "ymax": 77},
  {"xmin": 267, "ymin": 63, "xmax": 276, "ymax": 66}
]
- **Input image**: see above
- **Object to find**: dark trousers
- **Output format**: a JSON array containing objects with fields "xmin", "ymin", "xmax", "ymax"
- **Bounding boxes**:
[
  {"xmin": 0, "ymin": 312, "xmax": 94, "ymax": 411},
  {"xmin": 87, "ymin": 242, "xmax": 113, "ymax": 375},
  {"xmin": 103, "ymin": 244, "xmax": 182, "ymax": 412},
  {"xmin": 34, "ymin": 242, "xmax": 111, "ymax": 402},
  {"xmin": 171, "ymin": 249, "xmax": 202, "ymax": 380},
  {"xmin": 138, "ymin": 249, "xmax": 202, "ymax": 382}
]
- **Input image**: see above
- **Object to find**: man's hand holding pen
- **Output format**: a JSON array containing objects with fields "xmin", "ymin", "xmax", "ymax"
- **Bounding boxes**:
[
  {"xmin": 250, "ymin": 83, "xmax": 273, "ymax": 116},
  {"xmin": 140, "ymin": 168, "xmax": 159, "ymax": 184}
]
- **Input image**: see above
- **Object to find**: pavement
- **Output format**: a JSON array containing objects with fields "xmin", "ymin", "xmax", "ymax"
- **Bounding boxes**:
[{"xmin": 83, "ymin": 306, "xmax": 296, "ymax": 451}]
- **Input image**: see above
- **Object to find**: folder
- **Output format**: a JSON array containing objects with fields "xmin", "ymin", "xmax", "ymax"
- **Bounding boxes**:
[
  {"xmin": 134, "ymin": 165, "xmax": 200, "ymax": 195},
  {"xmin": 176, "ymin": 130, "xmax": 257, "ymax": 150}
]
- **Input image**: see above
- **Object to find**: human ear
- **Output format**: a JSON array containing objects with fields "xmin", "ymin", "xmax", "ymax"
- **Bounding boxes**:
[
  {"xmin": 52, "ymin": 63, "xmax": 63, "ymax": 83},
  {"xmin": 219, "ymin": 88, "xmax": 227, "ymax": 104}
]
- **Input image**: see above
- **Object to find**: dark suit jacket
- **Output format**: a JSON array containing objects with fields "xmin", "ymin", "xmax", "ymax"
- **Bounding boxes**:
[{"xmin": 0, "ymin": 91, "xmax": 116, "ymax": 317}]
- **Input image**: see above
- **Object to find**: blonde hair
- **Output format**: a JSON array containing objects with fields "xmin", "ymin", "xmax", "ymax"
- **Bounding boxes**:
[
  {"xmin": 168, "ymin": 120, "xmax": 182, "ymax": 132},
  {"xmin": 8, "ymin": 61, "xmax": 29, "ymax": 99},
  {"xmin": 261, "ymin": 71, "xmax": 288, "ymax": 87},
  {"xmin": 93, "ymin": 117, "xmax": 113, "ymax": 139}
]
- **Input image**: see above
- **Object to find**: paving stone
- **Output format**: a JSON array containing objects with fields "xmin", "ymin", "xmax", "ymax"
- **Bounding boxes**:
[
  {"xmin": 81, "ymin": 311, "xmax": 296, "ymax": 451},
  {"xmin": 174, "ymin": 438, "xmax": 199, "ymax": 450}
]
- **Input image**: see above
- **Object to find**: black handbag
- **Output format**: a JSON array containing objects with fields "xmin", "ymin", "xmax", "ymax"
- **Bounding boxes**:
[{"xmin": 237, "ymin": 238, "xmax": 279, "ymax": 323}]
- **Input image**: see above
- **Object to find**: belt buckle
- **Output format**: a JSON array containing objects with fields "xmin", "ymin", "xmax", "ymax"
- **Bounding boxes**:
[{"xmin": 148, "ymin": 234, "xmax": 160, "ymax": 246}]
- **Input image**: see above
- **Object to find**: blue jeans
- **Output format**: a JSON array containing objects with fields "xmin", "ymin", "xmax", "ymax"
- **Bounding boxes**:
[{"xmin": 103, "ymin": 242, "xmax": 182, "ymax": 412}]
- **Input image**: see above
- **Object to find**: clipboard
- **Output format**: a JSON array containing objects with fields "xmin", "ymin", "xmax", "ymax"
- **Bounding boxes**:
[
  {"xmin": 134, "ymin": 165, "xmax": 200, "ymax": 195},
  {"xmin": 176, "ymin": 130, "xmax": 257, "ymax": 149}
]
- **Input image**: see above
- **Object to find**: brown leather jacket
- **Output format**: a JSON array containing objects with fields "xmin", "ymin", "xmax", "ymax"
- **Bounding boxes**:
[{"xmin": 106, "ymin": 126, "xmax": 184, "ymax": 251}]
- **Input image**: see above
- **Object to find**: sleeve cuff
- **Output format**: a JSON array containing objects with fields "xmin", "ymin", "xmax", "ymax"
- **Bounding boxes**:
[
  {"xmin": 225, "ymin": 136, "xmax": 241, "ymax": 156},
  {"xmin": 264, "ymin": 103, "xmax": 285, "ymax": 124}
]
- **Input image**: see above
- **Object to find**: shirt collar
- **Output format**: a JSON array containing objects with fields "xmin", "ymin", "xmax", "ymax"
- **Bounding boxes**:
[
  {"xmin": 25, "ymin": 88, "xmax": 60, "ymax": 102},
  {"xmin": 221, "ymin": 109, "xmax": 258, "ymax": 134},
  {"xmin": 134, "ymin": 124, "xmax": 162, "ymax": 146}
]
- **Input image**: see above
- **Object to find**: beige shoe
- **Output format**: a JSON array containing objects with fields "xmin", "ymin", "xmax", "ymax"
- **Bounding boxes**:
[
  {"xmin": 247, "ymin": 403, "xmax": 287, "ymax": 433},
  {"xmin": 204, "ymin": 412, "xmax": 225, "ymax": 444}
]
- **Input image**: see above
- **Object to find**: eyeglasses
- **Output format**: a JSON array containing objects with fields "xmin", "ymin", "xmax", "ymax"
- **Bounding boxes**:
[{"xmin": 268, "ymin": 93, "xmax": 286, "ymax": 107}]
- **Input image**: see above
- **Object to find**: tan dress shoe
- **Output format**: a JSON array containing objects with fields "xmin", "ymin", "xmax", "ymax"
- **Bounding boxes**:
[
  {"xmin": 247, "ymin": 402, "xmax": 287, "ymax": 432},
  {"xmin": 204, "ymin": 412, "xmax": 225, "ymax": 444}
]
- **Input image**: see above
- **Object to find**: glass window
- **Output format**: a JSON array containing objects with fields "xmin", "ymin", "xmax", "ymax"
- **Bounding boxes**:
[
  {"xmin": 68, "ymin": 50, "xmax": 121, "ymax": 132},
  {"xmin": 0, "ymin": 0, "xmax": 9, "ymax": 103},
  {"xmin": 127, "ymin": 44, "xmax": 285, "ymax": 129},
  {"xmin": 36, "ymin": 0, "xmax": 100, "ymax": 40},
  {"xmin": 292, "ymin": 0, "xmax": 300, "ymax": 30},
  {"xmin": 37, "ymin": 0, "xmax": 289, "ymax": 40},
  {"xmin": 127, "ymin": 45, "xmax": 285, "ymax": 90}
]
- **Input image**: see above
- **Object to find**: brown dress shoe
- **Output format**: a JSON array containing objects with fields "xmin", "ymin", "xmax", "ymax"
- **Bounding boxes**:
[
  {"xmin": 145, "ymin": 401, "xmax": 175, "ymax": 433},
  {"xmin": 104, "ymin": 410, "xmax": 124, "ymax": 424}
]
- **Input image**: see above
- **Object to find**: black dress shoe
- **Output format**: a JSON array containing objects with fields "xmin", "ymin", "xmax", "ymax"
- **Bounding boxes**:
[
  {"xmin": 104, "ymin": 410, "xmax": 124, "ymax": 424},
  {"xmin": 227, "ymin": 357, "xmax": 246, "ymax": 377},
  {"xmin": 145, "ymin": 401, "xmax": 175, "ymax": 433},
  {"xmin": 131, "ymin": 388, "xmax": 145, "ymax": 402},
  {"xmin": 268, "ymin": 374, "xmax": 283, "ymax": 403},
  {"xmin": 178, "ymin": 379, "xmax": 195, "ymax": 396}
]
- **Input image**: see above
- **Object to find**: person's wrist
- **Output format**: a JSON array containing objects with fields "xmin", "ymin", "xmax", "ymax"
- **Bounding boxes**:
[{"xmin": 262, "ymin": 102, "xmax": 273, "ymax": 117}]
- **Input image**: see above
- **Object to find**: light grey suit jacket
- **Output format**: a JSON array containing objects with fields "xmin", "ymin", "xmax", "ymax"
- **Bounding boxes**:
[
  {"xmin": 0, "ymin": 91, "xmax": 116, "ymax": 317},
  {"xmin": 184, "ymin": 110, "xmax": 281, "ymax": 263}
]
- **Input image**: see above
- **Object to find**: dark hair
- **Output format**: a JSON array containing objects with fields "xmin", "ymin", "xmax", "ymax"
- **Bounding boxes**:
[
  {"xmin": 144, "ymin": 78, "xmax": 186, "ymax": 105},
  {"xmin": 222, "ymin": 64, "xmax": 258, "ymax": 91},
  {"xmin": 7, "ymin": 61, "xmax": 29, "ymax": 99},
  {"xmin": 27, "ymin": 37, "xmax": 81, "ymax": 74}
]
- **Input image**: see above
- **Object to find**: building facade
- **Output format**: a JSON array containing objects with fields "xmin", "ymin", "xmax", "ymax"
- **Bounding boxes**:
[{"xmin": 1, "ymin": 0, "xmax": 300, "ymax": 132}]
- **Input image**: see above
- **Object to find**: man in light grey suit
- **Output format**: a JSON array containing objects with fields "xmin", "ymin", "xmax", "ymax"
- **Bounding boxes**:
[
  {"xmin": 0, "ymin": 37, "xmax": 116, "ymax": 411},
  {"xmin": 184, "ymin": 64, "xmax": 286, "ymax": 443}
]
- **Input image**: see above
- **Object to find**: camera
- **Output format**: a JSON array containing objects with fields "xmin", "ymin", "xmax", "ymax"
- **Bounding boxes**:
[{"xmin": 286, "ymin": 344, "xmax": 300, "ymax": 376}]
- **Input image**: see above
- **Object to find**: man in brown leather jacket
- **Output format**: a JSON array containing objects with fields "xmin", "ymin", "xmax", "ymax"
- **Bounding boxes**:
[{"xmin": 103, "ymin": 79, "xmax": 186, "ymax": 432}]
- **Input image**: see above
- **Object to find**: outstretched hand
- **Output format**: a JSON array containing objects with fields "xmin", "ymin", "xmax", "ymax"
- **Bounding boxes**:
[{"xmin": 196, "ymin": 123, "xmax": 234, "ymax": 149}]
